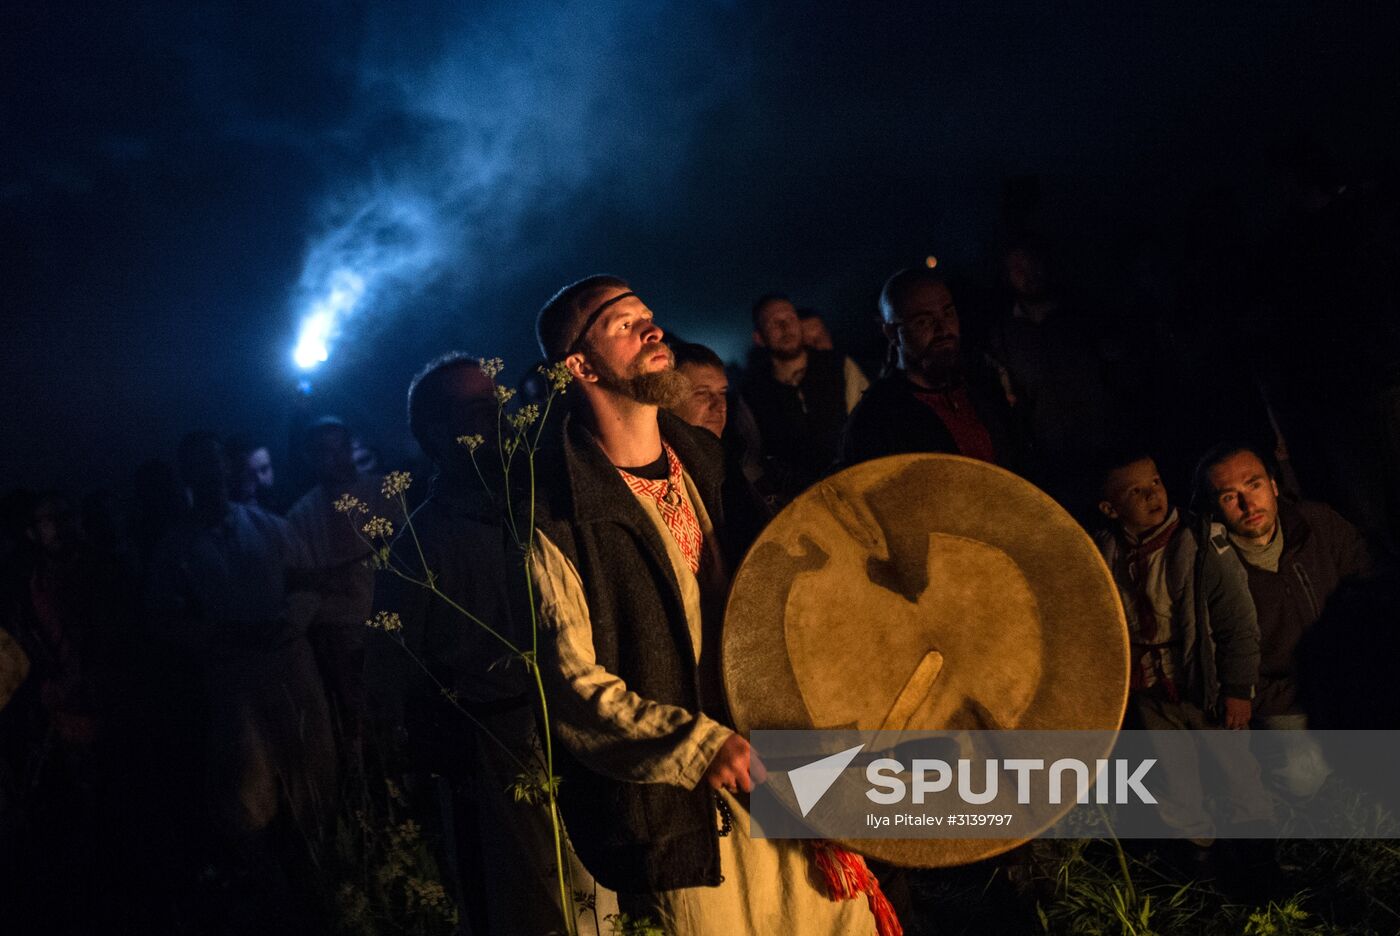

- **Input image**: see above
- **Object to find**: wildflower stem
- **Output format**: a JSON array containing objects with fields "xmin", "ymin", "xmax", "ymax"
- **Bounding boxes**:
[
  {"xmin": 399, "ymin": 492, "xmax": 432, "ymax": 586},
  {"xmin": 530, "ymin": 390, "xmax": 557, "ymax": 454},
  {"xmin": 525, "ymin": 386, "xmax": 574, "ymax": 934},
  {"xmin": 529, "ymin": 650, "xmax": 574, "ymax": 935},
  {"xmin": 467, "ymin": 448, "xmax": 493, "ymax": 500},
  {"xmin": 497, "ymin": 402, "xmax": 521, "ymax": 547},
  {"xmin": 387, "ymin": 634, "xmax": 535, "ymax": 778},
  {"xmin": 381, "ymin": 563, "xmax": 520, "ymax": 659}
]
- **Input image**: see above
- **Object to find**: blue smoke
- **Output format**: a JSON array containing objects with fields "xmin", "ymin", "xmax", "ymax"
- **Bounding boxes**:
[
  {"xmin": 292, "ymin": 185, "xmax": 443, "ymax": 368},
  {"xmin": 290, "ymin": 0, "xmax": 746, "ymax": 371}
]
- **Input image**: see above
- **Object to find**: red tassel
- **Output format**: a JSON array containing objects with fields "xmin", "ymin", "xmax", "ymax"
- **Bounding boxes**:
[{"xmin": 806, "ymin": 841, "xmax": 903, "ymax": 936}]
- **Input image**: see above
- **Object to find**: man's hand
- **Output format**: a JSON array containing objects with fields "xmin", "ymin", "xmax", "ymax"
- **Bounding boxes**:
[
  {"xmin": 1222, "ymin": 696, "xmax": 1253, "ymax": 730},
  {"xmin": 702, "ymin": 733, "xmax": 768, "ymax": 793}
]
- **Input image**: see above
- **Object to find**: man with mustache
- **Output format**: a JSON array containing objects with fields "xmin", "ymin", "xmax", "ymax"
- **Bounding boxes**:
[
  {"xmin": 1196, "ymin": 443, "xmax": 1374, "ymax": 797},
  {"xmin": 840, "ymin": 267, "xmax": 1021, "ymax": 471},
  {"xmin": 529, "ymin": 275, "xmax": 885, "ymax": 934}
]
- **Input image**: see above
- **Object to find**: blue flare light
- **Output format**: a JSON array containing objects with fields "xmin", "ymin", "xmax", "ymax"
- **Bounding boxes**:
[{"xmin": 292, "ymin": 268, "xmax": 364, "ymax": 370}]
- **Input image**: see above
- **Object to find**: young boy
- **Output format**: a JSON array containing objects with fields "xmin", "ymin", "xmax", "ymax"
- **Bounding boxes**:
[{"xmin": 1094, "ymin": 453, "xmax": 1271, "ymax": 845}]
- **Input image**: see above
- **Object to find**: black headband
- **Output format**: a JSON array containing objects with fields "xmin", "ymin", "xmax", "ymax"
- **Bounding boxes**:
[{"xmin": 567, "ymin": 291, "xmax": 637, "ymax": 356}]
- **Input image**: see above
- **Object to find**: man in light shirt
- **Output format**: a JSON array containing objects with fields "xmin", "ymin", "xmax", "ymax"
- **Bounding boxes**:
[{"xmin": 529, "ymin": 275, "xmax": 885, "ymax": 935}]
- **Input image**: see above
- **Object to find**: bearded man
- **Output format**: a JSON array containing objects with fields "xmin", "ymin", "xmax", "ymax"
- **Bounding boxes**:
[
  {"xmin": 840, "ymin": 267, "xmax": 1021, "ymax": 472},
  {"xmin": 1196, "ymin": 443, "xmax": 1375, "ymax": 797},
  {"xmin": 529, "ymin": 275, "xmax": 889, "ymax": 934}
]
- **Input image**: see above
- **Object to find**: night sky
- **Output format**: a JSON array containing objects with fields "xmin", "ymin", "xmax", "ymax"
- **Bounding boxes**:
[{"xmin": 5, "ymin": 1, "xmax": 1398, "ymax": 493}]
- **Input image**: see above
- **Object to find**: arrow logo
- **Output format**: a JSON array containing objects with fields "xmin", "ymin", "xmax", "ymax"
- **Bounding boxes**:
[{"xmin": 788, "ymin": 744, "xmax": 865, "ymax": 817}]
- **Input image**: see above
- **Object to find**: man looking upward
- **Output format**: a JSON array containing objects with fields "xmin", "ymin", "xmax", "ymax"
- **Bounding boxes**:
[{"xmin": 530, "ymin": 275, "xmax": 885, "ymax": 934}]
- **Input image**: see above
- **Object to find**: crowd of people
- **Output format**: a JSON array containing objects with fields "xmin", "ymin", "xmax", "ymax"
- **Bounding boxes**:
[{"xmin": 3, "ymin": 162, "xmax": 1400, "ymax": 934}]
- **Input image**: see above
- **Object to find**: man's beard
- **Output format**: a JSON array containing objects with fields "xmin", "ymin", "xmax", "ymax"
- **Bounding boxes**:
[
  {"xmin": 594, "ymin": 346, "xmax": 688, "ymax": 408},
  {"xmin": 767, "ymin": 341, "xmax": 805, "ymax": 363},
  {"xmin": 909, "ymin": 340, "xmax": 963, "ymax": 388}
]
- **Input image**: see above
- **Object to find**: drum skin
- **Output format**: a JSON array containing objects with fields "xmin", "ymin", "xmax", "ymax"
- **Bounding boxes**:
[{"xmin": 723, "ymin": 454, "xmax": 1129, "ymax": 867}]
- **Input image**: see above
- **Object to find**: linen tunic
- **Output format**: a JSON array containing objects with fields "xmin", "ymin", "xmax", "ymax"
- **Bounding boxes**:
[{"xmin": 532, "ymin": 465, "xmax": 874, "ymax": 935}]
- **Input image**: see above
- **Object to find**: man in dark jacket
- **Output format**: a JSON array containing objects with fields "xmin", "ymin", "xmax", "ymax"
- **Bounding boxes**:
[
  {"xmin": 1198, "ymin": 443, "xmax": 1375, "ymax": 796},
  {"xmin": 530, "ymin": 275, "xmax": 877, "ymax": 934},
  {"xmin": 840, "ymin": 268, "xmax": 1020, "ymax": 472},
  {"xmin": 1094, "ymin": 452, "xmax": 1270, "ymax": 843},
  {"xmin": 370, "ymin": 353, "xmax": 606, "ymax": 935},
  {"xmin": 742, "ymin": 294, "xmax": 868, "ymax": 499}
]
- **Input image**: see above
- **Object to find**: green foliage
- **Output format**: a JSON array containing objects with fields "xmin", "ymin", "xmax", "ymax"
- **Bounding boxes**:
[
  {"xmin": 1274, "ymin": 836, "xmax": 1400, "ymax": 932},
  {"xmin": 605, "ymin": 912, "xmax": 668, "ymax": 936},
  {"xmin": 510, "ymin": 767, "xmax": 563, "ymax": 806},
  {"xmin": 1035, "ymin": 839, "xmax": 1204, "ymax": 936},
  {"xmin": 1242, "ymin": 896, "xmax": 1328, "ymax": 936},
  {"xmin": 320, "ymin": 778, "xmax": 460, "ymax": 936},
  {"xmin": 1032, "ymin": 835, "xmax": 1399, "ymax": 936}
]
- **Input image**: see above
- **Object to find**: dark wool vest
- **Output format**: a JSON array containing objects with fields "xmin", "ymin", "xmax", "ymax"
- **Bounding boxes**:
[
  {"xmin": 534, "ymin": 409, "xmax": 732, "ymax": 893},
  {"xmin": 741, "ymin": 348, "xmax": 850, "ymax": 489}
]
